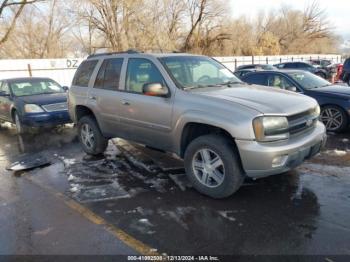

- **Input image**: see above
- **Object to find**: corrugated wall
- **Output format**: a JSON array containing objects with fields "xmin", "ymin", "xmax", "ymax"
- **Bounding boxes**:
[{"xmin": 0, "ymin": 54, "xmax": 342, "ymax": 86}]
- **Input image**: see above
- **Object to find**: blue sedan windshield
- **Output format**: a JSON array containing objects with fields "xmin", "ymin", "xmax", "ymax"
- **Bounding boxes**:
[
  {"xmin": 287, "ymin": 71, "xmax": 330, "ymax": 90},
  {"xmin": 10, "ymin": 79, "xmax": 64, "ymax": 97}
]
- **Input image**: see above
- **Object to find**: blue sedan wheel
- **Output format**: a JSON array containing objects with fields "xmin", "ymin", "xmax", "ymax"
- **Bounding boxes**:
[
  {"xmin": 320, "ymin": 106, "xmax": 348, "ymax": 132},
  {"xmin": 14, "ymin": 112, "xmax": 28, "ymax": 135}
]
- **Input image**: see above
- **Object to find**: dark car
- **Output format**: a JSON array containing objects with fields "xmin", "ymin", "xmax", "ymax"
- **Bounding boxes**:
[
  {"xmin": 236, "ymin": 64, "xmax": 277, "ymax": 71},
  {"xmin": 274, "ymin": 62, "xmax": 329, "ymax": 79},
  {"xmin": 0, "ymin": 77, "xmax": 71, "ymax": 134},
  {"xmin": 241, "ymin": 70, "xmax": 350, "ymax": 132},
  {"xmin": 233, "ymin": 68, "xmax": 258, "ymax": 79},
  {"xmin": 340, "ymin": 58, "xmax": 350, "ymax": 86}
]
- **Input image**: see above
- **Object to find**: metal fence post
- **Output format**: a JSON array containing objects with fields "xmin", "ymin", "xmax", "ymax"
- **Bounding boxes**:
[
  {"xmin": 234, "ymin": 59, "xmax": 237, "ymax": 69},
  {"xmin": 252, "ymin": 56, "xmax": 254, "ymax": 65},
  {"xmin": 266, "ymin": 57, "xmax": 269, "ymax": 64},
  {"xmin": 27, "ymin": 64, "xmax": 32, "ymax": 77}
]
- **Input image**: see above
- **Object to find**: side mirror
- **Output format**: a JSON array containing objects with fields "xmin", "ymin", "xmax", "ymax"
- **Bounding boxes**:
[
  {"xmin": 142, "ymin": 83, "xmax": 169, "ymax": 97},
  {"xmin": 62, "ymin": 86, "xmax": 69, "ymax": 92},
  {"xmin": 286, "ymin": 86, "xmax": 297, "ymax": 92}
]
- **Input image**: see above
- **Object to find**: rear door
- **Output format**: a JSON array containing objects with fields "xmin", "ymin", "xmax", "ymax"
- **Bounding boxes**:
[
  {"xmin": 0, "ymin": 81, "xmax": 13, "ymax": 121},
  {"xmin": 87, "ymin": 57, "xmax": 130, "ymax": 137},
  {"xmin": 69, "ymin": 59, "xmax": 98, "ymax": 121}
]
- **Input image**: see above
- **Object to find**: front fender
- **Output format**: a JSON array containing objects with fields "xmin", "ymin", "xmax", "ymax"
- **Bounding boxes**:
[{"xmin": 172, "ymin": 110, "xmax": 256, "ymax": 154}]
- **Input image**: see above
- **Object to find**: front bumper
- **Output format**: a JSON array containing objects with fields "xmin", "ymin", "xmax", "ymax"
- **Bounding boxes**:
[
  {"xmin": 21, "ymin": 111, "xmax": 71, "ymax": 127},
  {"xmin": 236, "ymin": 121, "xmax": 327, "ymax": 178}
]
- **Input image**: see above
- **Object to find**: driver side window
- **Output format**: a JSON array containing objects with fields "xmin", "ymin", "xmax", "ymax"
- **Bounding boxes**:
[{"xmin": 126, "ymin": 58, "xmax": 166, "ymax": 94}]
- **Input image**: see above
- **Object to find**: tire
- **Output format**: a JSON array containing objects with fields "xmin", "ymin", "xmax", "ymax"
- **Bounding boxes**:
[
  {"xmin": 320, "ymin": 105, "xmax": 349, "ymax": 132},
  {"xmin": 184, "ymin": 134, "xmax": 244, "ymax": 199},
  {"xmin": 14, "ymin": 112, "xmax": 29, "ymax": 134},
  {"xmin": 77, "ymin": 116, "xmax": 108, "ymax": 155}
]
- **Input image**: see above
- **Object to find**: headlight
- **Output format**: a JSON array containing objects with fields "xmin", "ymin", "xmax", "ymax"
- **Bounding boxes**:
[
  {"xmin": 313, "ymin": 105, "xmax": 320, "ymax": 117},
  {"xmin": 24, "ymin": 104, "xmax": 44, "ymax": 113},
  {"xmin": 253, "ymin": 116, "xmax": 289, "ymax": 142}
]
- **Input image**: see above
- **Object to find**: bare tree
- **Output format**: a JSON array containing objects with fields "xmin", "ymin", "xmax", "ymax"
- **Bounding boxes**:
[
  {"xmin": 0, "ymin": 0, "xmax": 42, "ymax": 46},
  {"xmin": 0, "ymin": 0, "xmax": 74, "ymax": 58}
]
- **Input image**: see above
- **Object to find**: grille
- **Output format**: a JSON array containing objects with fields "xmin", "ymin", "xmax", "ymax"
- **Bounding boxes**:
[
  {"xmin": 287, "ymin": 108, "xmax": 318, "ymax": 135},
  {"xmin": 42, "ymin": 102, "xmax": 68, "ymax": 112}
]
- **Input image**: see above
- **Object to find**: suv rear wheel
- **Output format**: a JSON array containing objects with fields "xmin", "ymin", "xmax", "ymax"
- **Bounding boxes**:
[
  {"xmin": 78, "ymin": 116, "xmax": 108, "ymax": 155},
  {"xmin": 184, "ymin": 134, "xmax": 244, "ymax": 198}
]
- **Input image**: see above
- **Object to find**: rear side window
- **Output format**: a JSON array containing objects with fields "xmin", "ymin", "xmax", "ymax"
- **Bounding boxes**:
[
  {"xmin": 94, "ymin": 58, "xmax": 123, "ymax": 90},
  {"xmin": 73, "ymin": 60, "xmax": 98, "ymax": 87},
  {"xmin": 243, "ymin": 73, "xmax": 268, "ymax": 86}
]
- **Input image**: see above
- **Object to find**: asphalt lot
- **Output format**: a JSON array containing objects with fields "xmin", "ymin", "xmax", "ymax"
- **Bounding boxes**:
[{"xmin": 0, "ymin": 124, "xmax": 350, "ymax": 260}]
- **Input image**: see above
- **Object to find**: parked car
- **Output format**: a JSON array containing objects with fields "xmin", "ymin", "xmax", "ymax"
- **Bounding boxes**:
[
  {"xmin": 241, "ymin": 70, "xmax": 350, "ymax": 132},
  {"xmin": 340, "ymin": 58, "xmax": 350, "ymax": 86},
  {"xmin": 0, "ymin": 77, "xmax": 70, "ymax": 134},
  {"xmin": 274, "ymin": 61, "xmax": 329, "ymax": 79},
  {"xmin": 233, "ymin": 68, "xmax": 258, "ymax": 79},
  {"xmin": 309, "ymin": 59, "xmax": 333, "ymax": 68},
  {"xmin": 68, "ymin": 51, "xmax": 326, "ymax": 198},
  {"xmin": 309, "ymin": 59, "xmax": 337, "ymax": 79},
  {"xmin": 236, "ymin": 64, "xmax": 277, "ymax": 71}
]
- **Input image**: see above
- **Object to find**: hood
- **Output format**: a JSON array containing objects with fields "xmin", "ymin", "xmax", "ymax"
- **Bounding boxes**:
[
  {"xmin": 307, "ymin": 85, "xmax": 350, "ymax": 97},
  {"xmin": 191, "ymin": 85, "xmax": 317, "ymax": 115},
  {"xmin": 16, "ymin": 92, "xmax": 67, "ymax": 105}
]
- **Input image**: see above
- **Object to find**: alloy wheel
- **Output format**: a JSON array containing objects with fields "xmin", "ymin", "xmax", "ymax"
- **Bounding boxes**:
[
  {"xmin": 320, "ymin": 107, "xmax": 343, "ymax": 131},
  {"xmin": 80, "ymin": 123, "xmax": 95, "ymax": 149},
  {"xmin": 192, "ymin": 148, "xmax": 225, "ymax": 188}
]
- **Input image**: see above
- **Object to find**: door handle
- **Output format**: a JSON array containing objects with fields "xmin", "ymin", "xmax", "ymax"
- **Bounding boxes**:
[
  {"xmin": 122, "ymin": 100, "xmax": 130, "ymax": 106},
  {"xmin": 89, "ymin": 95, "xmax": 96, "ymax": 100}
]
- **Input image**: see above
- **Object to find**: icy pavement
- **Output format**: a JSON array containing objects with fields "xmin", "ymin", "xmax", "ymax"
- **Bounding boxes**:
[{"xmin": 1, "ymin": 124, "xmax": 350, "ymax": 256}]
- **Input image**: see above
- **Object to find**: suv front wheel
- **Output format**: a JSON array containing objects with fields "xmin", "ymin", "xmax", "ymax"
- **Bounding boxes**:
[
  {"xmin": 184, "ymin": 134, "xmax": 244, "ymax": 199},
  {"xmin": 78, "ymin": 116, "xmax": 108, "ymax": 155}
]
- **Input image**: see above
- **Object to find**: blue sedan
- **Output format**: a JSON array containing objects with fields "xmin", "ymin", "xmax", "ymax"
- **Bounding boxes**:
[
  {"xmin": 0, "ymin": 77, "xmax": 71, "ymax": 134},
  {"xmin": 241, "ymin": 70, "xmax": 350, "ymax": 132}
]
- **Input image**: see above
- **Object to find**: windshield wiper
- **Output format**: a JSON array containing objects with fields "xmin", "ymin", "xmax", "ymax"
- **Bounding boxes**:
[
  {"xmin": 220, "ymin": 81, "xmax": 244, "ymax": 86},
  {"xmin": 183, "ymin": 84, "xmax": 221, "ymax": 90}
]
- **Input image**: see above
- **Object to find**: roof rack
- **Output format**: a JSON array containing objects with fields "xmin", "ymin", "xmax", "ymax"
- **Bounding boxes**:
[{"xmin": 87, "ymin": 49, "xmax": 140, "ymax": 58}]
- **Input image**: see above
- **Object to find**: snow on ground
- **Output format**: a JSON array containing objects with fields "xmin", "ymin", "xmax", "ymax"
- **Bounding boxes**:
[
  {"xmin": 218, "ymin": 211, "xmax": 237, "ymax": 222},
  {"xmin": 158, "ymin": 207, "xmax": 196, "ymax": 230},
  {"xmin": 322, "ymin": 149, "xmax": 348, "ymax": 157},
  {"xmin": 299, "ymin": 163, "xmax": 350, "ymax": 177}
]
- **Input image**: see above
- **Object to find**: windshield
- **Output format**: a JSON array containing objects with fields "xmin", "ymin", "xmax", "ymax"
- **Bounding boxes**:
[
  {"xmin": 287, "ymin": 71, "xmax": 331, "ymax": 90},
  {"xmin": 9, "ymin": 79, "xmax": 64, "ymax": 97},
  {"xmin": 159, "ymin": 56, "xmax": 242, "ymax": 89}
]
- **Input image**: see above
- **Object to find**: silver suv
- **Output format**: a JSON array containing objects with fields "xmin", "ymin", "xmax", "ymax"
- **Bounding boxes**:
[{"xmin": 68, "ymin": 51, "xmax": 327, "ymax": 198}]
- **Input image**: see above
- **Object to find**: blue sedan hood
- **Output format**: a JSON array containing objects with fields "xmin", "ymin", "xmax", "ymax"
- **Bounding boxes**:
[
  {"xmin": 16, "ymin": 92, "xmax": 67, "ymax": 105},
  {"xmin": 308, "ymin": 85, "xmax": 350, "ymax": 97}
]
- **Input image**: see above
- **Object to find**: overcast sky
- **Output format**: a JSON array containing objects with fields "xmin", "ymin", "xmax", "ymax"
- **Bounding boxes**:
[{"xmin": 229, "ymin": 0, "xmax": 350, "ymax": 39}]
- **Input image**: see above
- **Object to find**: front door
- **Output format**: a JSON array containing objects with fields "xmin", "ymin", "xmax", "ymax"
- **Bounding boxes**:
[{"xmin": 120, "ymin": 58, "xmax": 174, "ymax": 150}]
